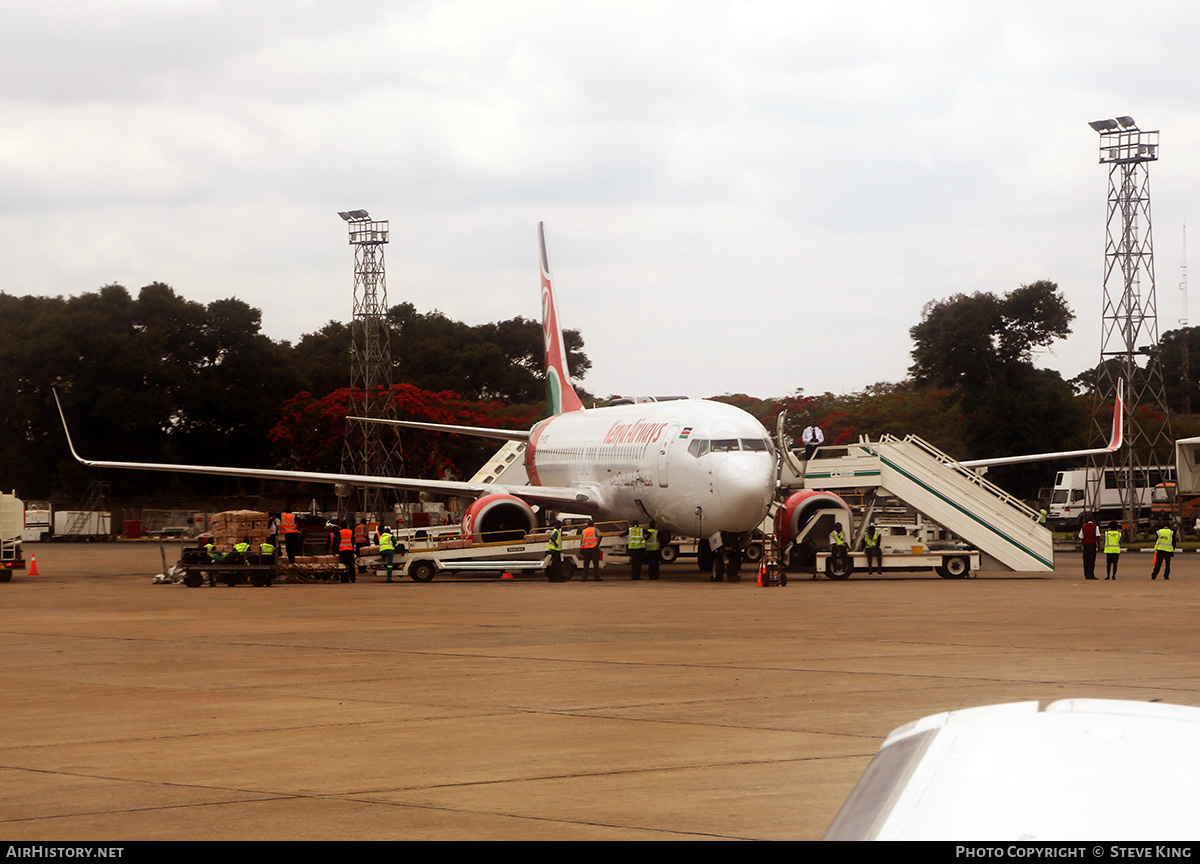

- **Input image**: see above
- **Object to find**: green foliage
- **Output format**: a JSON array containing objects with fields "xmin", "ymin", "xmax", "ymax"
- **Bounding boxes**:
[
  {"xmin": 907, "ymin": 281, "xmax": 1079, "ymax": 497},
  {"xmin": 1, "ymin": 283, "xmax": 592, "ymax": 499}
]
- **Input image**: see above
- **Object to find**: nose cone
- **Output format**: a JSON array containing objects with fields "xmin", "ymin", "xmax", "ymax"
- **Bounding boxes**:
[{"xmin": 714, "ymin": 454, "xmax": 774, "ymax": 532}]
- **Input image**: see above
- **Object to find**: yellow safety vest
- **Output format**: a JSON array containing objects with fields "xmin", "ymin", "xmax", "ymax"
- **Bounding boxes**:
[
  {"xmin": 1103, "ymin": 530, "xmax": 1122, "ymax": 554},
  {"xmin": 1155, "ymin": 527, "xmax": 1174, "ymax": 553},
  {"xmin": 628, "ymin": 527, "xmax": 645, "ymax": 550}
]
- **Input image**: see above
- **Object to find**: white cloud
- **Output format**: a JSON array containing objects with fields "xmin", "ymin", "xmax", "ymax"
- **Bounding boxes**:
[{"xmin": 2, "ymin": 0, "xmax": 1198, "ymax": 401}]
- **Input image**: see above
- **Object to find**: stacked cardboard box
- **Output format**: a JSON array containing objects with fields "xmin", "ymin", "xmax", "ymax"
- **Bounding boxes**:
[{"xmin": 209, "ymin": 510, "xmax": 270, "ymax": 552}]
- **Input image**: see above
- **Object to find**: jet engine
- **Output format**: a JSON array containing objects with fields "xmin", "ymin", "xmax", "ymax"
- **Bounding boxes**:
[
  {"xmin": 775, "ymin": 490, "xmax": 854, "ymax": 547},
  {"xmin": 460, "ymin": 492, "xmax": 539, "ymax": 543}
]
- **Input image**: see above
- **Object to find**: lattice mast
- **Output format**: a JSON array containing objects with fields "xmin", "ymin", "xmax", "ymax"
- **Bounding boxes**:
[
  {"xmin": 1086, "ymin": 118, "xmax": 1174, "ymax": 531},
  {"xmin": 1181, "ymin": 223, "xmax": 1190, "ymax": 415},
  {"xmin": 338, "ymin": 209, "xmax": 402, "ymax": 519}
]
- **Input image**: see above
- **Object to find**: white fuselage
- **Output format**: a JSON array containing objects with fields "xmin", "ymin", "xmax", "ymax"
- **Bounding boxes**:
[{"xmin": 526, "ymin": 399, "xmax": 775, "ymax": 537}]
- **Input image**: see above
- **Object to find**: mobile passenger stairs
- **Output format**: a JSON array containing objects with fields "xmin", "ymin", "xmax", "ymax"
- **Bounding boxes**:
[{"xmin": 781, "ymin": 432, "xmax": 1053, "ymax": 580}]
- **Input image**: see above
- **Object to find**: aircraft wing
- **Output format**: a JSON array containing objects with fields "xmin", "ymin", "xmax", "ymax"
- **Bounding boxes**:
[
  {"xmin": 957, "ymin": 380, "xmax": 1124, "ymax": 469},
  {"xmin": 346, "ymin": 416, "xmax": 531, "ymax": 442},
  {"xmin": 55, "ymin": 393, "xmax": 601, "ymax": 513}
]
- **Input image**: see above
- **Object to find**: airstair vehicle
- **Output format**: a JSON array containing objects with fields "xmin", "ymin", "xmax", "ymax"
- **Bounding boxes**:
[{"xmin": 782, "ymin": 433, "xmax": 1053, "ymax": 578}]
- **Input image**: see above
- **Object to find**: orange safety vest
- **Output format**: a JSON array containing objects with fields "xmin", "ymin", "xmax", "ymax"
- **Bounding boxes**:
[
  {"xmin": 581, "ymin": 526, "xmax": 600, "ymax": 549},
  {"xmin": 339, "ymin": 528, "xmax": 353, "ymax": 552},
  {"xmin": 281, "ymin": 512, "xmax": 298, "ymax": 534},
  {"xmin": 354, "ymin": 524, "xmax": 367, "ymax": 545}
]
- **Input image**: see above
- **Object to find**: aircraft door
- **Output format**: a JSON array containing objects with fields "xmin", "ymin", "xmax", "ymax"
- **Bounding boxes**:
[{"xmin": 658, "ymin": 424, "xmax": 681, "ymax": 487}]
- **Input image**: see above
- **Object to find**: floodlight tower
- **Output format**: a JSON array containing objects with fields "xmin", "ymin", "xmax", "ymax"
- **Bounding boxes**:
[
  {"xmin": 1086, "ymin": 117, "xmax": 1174, "ymax": 531},
  {"xmin": 337, "ymin": 209, "xmax": 402, "ymax": 520}
]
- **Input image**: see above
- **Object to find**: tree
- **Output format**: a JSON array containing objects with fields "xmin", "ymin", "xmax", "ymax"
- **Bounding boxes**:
[{"xmin": 908, "ymin": 281, "xmax": 1081, "ymax": 497}]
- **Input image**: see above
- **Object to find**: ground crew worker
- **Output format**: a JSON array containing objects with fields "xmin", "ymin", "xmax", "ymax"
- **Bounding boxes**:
[
  {"xmin": 354, "ymin": 520, "xmax": 369, "ymax": 574},
  {"xmin": 646, "ymin": 521, "xmax": 661, "ymax": 580},
  {"xmin": 830, "ymin": 522, "xmax": 849, "ymax": 573},
  {"xmin": 229, "ymin": 537, "xmax": 251, "ymax": 565},
  {"xmin": 864, "ymin": 524, "xmax": 882, "ymax": 575},
  {"xmin": 1151, "ymin": 520, "xmax": 1175, "ymax": 581},
  {"xmin": 259, "ymin": 539, "xmax": 275, "ymax": 564},
  {"xmin": 1079, "ymin": 515, "xmax": 1098, "ymax": 580},
  {"xmin": 1038, "ymin": 509, "xmax": 1048, "ymax": 525},
  {"xmin": 547, "ymin": 520, "xmax": 564, "ymax": 582},
  {"xmin": 280, "ymin": 511, "xmax": 300, "ymax": 564},
  {"xmin": 580, "ymin": 520, "xmax": 601, "ymax": 581},
  {"xmin": 202, "ymin": 535, "xmax": 220, "ymax": 587},
  {"xmin": 338, "ymin": 523, "xmax": 356, "ymax": 583},
  {"xmin": 379, "ymin": 527, "xmax": 395, "ymax": 582},
  {"xmin": 627, "ymin": 521, "xmax": 645, "ymax": 580},
  {"xmin": 1104, "ymin": 522, "xmax": 1122, "ymax": 580}
]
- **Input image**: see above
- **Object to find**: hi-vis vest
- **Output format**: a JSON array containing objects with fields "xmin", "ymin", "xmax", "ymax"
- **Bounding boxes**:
[
  {"xmin": 830, "ymin": 531, "xmax": 846, "ymax": 547},
  {"xmin": 581, "ymin": 526, "xmax": 600, "ymax": 549},
  {"xmin": 865, "ymin": 531, "xmax": 880, "ymax": 548},
  {"xmin": 354, "ymin": 524, "xmax": 367, "ymax": 545},
  {"xmin": 234, "ymin": 542, "xmax": 250, "ymax": 554},
  {"xmin": 379, "ymin": 532, "xmax": 394, "ymax": 553},
  {"xmin": 281, "ymin": 512, "xmax": 298, "ymax": 534},
  {"xmin": 339, "ymin": 529, "xmax": 353, "ymax": 552},
  {"xmin": 548, "ymin": 528, "xmax": 562, "ymax": 552},
  {"xmin": 1104, "ymin": 530, "xmax": 1122, "ymax": 554},
  {"xmin": 645, "ymin": 528, "xmax": 659, "ymax": 551},
  {"xmin": 260, "ymin": 542, "xmax": 274, "ymax": 556},
  {"xmin": 1155, "ymin": 527, "xmax": 1174, "ymax": 553},
  {"xmin": 628, "ymin": 526, "xmax": 645, "ymax": 550}
]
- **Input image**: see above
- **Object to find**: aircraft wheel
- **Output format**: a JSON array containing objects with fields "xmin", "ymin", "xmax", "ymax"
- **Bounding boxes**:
[
  {"xmin": 940, "ymin": 555, "xmax": 969, "ymax": 579},
  {"xmin": 410, "ymin": 561, "xmax": 436, "ymax": 583},
  {"xmin": 744, "ymin": 542, "xmax": 762, "ymax": 563},
  {"xmin": 697, "ymin": 543, "xmax": 714, "ymax": 571},
  {"xmin": 659, "ymin": 545, "xmax": 678, "ymax": 564},
  {"xmin": 825, "ymin": 557, "xmax": 852, "ymax": 580}
]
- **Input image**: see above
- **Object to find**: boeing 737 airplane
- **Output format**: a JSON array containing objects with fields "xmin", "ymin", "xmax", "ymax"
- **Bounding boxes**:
[{"xmin": 56, "ymin": 223, "xmax": 778, "ymax": 546}]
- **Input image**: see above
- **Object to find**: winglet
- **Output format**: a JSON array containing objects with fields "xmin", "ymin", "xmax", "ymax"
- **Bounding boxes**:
[
  {"xmin": 539, "ymin": 222, "xmax": 585, "ymax": 414},
  {"xmin": 53, "ymin": 388, "xmax": 89, "ymax": 465},
  {"xmin": 1106, "ymin": 379, "xmax": 1124, "ymax": 453}
]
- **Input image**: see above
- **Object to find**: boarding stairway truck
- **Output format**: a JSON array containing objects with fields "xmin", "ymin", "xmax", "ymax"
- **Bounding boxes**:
[
  {"xmin": 1, "ymin": 491, "xmax": 26, "ymax": 580},
  {"xmin": 362, "ymin": 520, "xmax": 628, "ymax": 581},
  {"xmin": 780, "ymin": 433, "xmax": 1053, "ymax": 579}
]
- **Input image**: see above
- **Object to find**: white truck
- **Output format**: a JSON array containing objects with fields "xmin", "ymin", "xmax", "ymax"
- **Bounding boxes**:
[
  {"xmin": 1, "ymin": 491, "xmax": 27, "ymax": 580},
  {"xmin": 1048, "ymin": 466, "xmax": 1171, "ymax": 529}
]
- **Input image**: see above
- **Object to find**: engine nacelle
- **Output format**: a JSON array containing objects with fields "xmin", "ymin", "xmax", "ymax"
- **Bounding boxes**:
[
  {"xmin": 461, "ymin": 493, "xmax": 539, "ymax": 543},
  {"xmin": 775, "ymin": 490, "xmax": 854, "ymax": 547}
]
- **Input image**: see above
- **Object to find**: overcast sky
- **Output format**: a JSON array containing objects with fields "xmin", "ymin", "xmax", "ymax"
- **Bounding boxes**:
[{"xmin": 4, "ymin": 0, "xmax": 1197, "ymax": 401}]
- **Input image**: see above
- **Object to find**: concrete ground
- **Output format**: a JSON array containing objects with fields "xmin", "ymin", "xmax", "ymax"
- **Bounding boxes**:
[{"xmin": 2, "ymin": 543, "xmax": 1198, "ymax": 840}]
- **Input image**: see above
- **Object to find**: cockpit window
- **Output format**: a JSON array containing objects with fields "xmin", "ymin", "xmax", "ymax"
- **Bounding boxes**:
[{"xmin": 688, "ymin": 437, "xmax": 774, "ymax": 457}]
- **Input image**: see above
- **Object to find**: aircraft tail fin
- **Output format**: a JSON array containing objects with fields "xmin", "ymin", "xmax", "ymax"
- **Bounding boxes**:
[{"xmin": 539, "ymin": 222, "xmax": 585, "ymax": 414}]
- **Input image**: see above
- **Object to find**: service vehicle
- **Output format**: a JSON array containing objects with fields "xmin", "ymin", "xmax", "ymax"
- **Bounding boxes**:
[
  {"xmin": 365, "ymin": 521, "xmax": 628, "ymax": 582},
  {"xmin": 1, "ymin": 491, "xmax": 27, "ymax": 580},
  {"xmin": 1049, "ymin": 466, "xmax": 1170, "ymax": 529}
]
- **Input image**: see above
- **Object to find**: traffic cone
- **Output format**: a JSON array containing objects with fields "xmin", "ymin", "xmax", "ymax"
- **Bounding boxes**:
[
  {"xmin": 756, "ymin": 560, "xmax": 765, "ymax": 586},
  {"xmin": 29, "ymin": 555, "xmax": 39, "ymax": 576}
]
